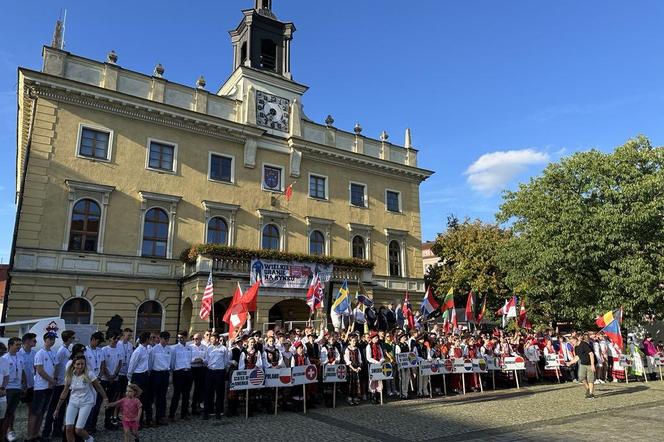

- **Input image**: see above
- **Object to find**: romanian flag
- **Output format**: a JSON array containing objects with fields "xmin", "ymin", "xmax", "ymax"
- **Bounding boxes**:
[
  {"xmin": 597, "ymin": 308, "xmax": 623, "ymax": 349},
  {"xmin": 441, "ymin": 287, "xmax": 455, "ymax": 311}
]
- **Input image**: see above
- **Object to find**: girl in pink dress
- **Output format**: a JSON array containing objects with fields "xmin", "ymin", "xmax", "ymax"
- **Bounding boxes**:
[{"xmin": 108, "ymin": 384, "xmax": 142, "ymax": 442}]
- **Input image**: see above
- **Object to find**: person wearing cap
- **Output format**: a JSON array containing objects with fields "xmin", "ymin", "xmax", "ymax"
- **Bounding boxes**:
[
  {"xmin": 204, "ymin": 332, "xmax": 228, "ymax": 420},
  {"xmin": 169, "ymin": 331, "xmax": 193, "ymax": 422},
  {"xmin": 383, "ymin": 332, "xmax": 398, "ymax": 397},
  {"xmin": 84, "ymin": 331, "xmax": 105, "ymax": 434},
  {"xmin": 42, "ymin": 329, "xmax": 75, "ymax": 440},
  {"xmin": 26, "ymin": 332, "xmax": 57, "ymax": 441}
]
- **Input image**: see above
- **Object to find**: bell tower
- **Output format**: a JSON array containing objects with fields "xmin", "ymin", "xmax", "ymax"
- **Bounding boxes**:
[{"xmin": 230, "ymin": 0, "xmax": 295, "ymax": 79}]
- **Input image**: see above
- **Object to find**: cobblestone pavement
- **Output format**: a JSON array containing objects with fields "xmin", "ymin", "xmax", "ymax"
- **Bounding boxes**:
[{"xmin": 13, "ymin": 380, "xmax": 664, "ymax": 441}]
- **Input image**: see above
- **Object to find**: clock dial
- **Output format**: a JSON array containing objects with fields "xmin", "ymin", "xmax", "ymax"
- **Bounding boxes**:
[{"xmin": 256, "ymin": 91, "xmax": 290, "ymax": 133}]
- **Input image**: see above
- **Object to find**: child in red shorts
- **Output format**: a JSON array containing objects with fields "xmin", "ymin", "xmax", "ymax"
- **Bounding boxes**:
[{"xmin": 108, "ymin": 384, "xmax": 143, "ymax": 442}]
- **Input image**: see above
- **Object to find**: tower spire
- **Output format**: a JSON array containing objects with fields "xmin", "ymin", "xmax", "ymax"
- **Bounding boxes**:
[
  {"xmin": 254, "ymin": 0, "xmax": 276, "ymax": 19},
  {"xmin": 51, "ymin": 12, "xmax": 65, "ymax": 50}
]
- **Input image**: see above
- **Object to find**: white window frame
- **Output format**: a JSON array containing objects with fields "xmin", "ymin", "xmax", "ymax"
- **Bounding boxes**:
[
  {"xmin": 308, "ymin": 172, "xmax": 329, "ymax": 201},
  {"xmin": 75, "ymin": 123, "xmax": 114, "ymax": 162},
  {"xmin": 205, "ymin": 216, "xmax": 231, "ymax": 245},
  {"xmin": 349, "ymin": 181, "xmax": 368, "ymax": 208},
  {"xmin": 261, "ymin": 162, "xmax": 285, "ymax": 192},
  {"xmin": 208, "ymin": 151, "xmax": 235, "ymax": 184},
  {"xmin": 145, "ymin": 137, "xmax": 178, "ymax": 174},
  {"xmin": 385, "ymin": 189, "xmax": 402, "ymax": 213}
]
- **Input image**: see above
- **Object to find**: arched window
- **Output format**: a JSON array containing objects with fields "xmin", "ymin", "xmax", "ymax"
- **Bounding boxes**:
[
  {"xmin": 260, "ymin": 39, "xmax": 277, "ymax": 71},
  {"xmin": 262, "ymin": 224, "xmax": 280, "ymax": 250},
  {"xmin": 207, "ymin": 217, "xmax": 229, "ymax": 245},
  {"xmin": 142, "ymin": 208, "xmax": 169, "ymax": 258},
  {"xmin": 60, "ymin": 298, "xmax": 92, "ymax": 325},
  {"xmin": 389, "ymin": 240, "xmax": 401, "ymax": 277},
  {"xmin": 352, "ymin": 236, "xmax": 366, "ymax": 259},
  {"xmin": 136, "ymin": 301, "xmax": 163, "ymax": 336},
  {"xmin": 68, "ymin": 199, "xmax": 101, "ymax": 252},
  {"xmin": 309, "ymin": 230, "xmax": 325, "ymax": 256}
]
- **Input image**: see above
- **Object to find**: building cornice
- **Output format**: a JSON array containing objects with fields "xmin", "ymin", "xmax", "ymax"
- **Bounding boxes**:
[
  {"xmin": 289, "ymin": 137, "xmax": 434, "ymax": 183},
  {"xmin": 19, "ymin": 68, "xmax": 264, "ymax": 145}
]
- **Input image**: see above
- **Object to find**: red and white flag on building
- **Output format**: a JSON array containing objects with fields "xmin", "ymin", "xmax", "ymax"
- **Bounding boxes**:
[{"xmin": 199, "ymin": 272, "xmax": 214, "ymax": 320}]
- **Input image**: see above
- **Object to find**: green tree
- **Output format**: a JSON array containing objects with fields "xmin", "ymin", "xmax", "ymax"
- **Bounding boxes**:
[
  {"xmin": 427, "ymin": 217, "xmax": 513, "ymax": 311},
  {"xmin": 497, "ymin": 136, "xmax": 664, "ymax": 327}
]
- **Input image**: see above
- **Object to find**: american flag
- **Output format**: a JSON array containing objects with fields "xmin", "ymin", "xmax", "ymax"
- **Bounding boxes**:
[{"xmin": 199, "ymin": 272, "xmax": 214, "ymax": 320}]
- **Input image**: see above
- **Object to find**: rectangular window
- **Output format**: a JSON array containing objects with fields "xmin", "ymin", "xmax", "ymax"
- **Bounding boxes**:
[
  {"xmin": 209, "ymin": 154, "xmax": 233, "ymax": 183},
  {"xmin": 350, "ymin": 183, "xmax": 366, "ymax": 207},
  {"xmin": 386, "ymin": 190, "xmax": 401, "ymax": 213},
  {"xmin": 309, "ymin": 175, "xmax": 327, "ymax": 200},
  {"xmin": 78, "ymin": 127, "xmax": 110, "ymax": 160},
  {"xmin": 262, "ymin": 165, "xmax": 282, "ymax": 191},
  {"xmin": 148, "ymin": 141, "xmax": 176, "ymax": 172}
]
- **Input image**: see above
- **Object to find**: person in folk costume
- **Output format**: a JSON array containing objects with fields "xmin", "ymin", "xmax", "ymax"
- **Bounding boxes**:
[
  {"xmin": 449, "ymin": 337, "xmax": 464, "ymax": 393},
  {"xmin": 239, "ymin": 337, "xmax": 264, "ymax": 416},
  {"xmin": 543, "ymin": 338, "xmax": 562, "ymax": 381},
  {"xmin": 608, "ymin": 339, "xmax": 624, "ymax": 382},
  {"xmin": 559, "ymin": 335, "xmax": 577, "ymax": 382},
  {"xmin": 291, "ymin": 342, "xmax": 310, "ymax": 411},
  {"xmin": 465, "ymin": 337, "xmax": 482, "ymax": 391},
  {"xmin": 304, "ymin": 332, "xmax": 322, "ymax": 405},
  {"xmin": 319, "ymin": 335, "xmax": 341, "ymax": 408},
  {"xmin": 382, "ymin": 332, "xmax": 398, "ymax": 397},
  {"xmin": 262, "ymin": 335, "xmax": 282, "ymax": 411},
  {"xmin": 428, "ymin": 336, "xmax": 444, "ymax": 396},
  {"xmin": 344, "ymin": 334, "xmax": 363, "ymax": 406},
  {"xmin": 357, "ymin": 332, "xmax": 370, "ymax": 401},
  {"xmin": 523, "ymin": 339, "xmax": 542, "ymax": 383},
  {"xmin": 225, "ymin": 336, "xmax": 243, "ymax": 417},
  {"xmin": 278, "ymin": 340, "xmax": 295, "ymax": 410},
  {"xmin": 364, "ymin": 331, "xmax": 384, "ymax": 404},
  {"xmin": 394, "ymin": 333, "xmax": 412, "ymax": 399},
  {"xmin": 410, "ymin": 333, "xmax": 430, "ymax": 397}
]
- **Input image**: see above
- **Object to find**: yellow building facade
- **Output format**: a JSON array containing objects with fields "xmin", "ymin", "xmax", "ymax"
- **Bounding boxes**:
[{"xmin": 5, "ymin": 2, "xmax": 433, "ymax": 336}]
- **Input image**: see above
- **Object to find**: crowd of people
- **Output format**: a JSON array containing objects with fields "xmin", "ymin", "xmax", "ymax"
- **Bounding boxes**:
[{"xmin": 0, "ymin": 303, "xmax": 661, "ymax": 442}]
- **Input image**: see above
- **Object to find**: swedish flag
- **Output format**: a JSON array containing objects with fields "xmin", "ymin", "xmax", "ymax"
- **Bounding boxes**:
[{"xmin": 332, "ymin": 280, "xmax": 350, "ymax": 315}]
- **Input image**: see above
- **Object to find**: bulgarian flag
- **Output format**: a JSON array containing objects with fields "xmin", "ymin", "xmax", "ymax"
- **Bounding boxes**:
[{"xmin": 441, "ymin": 287, "xmax": 455, "ymax": 311}]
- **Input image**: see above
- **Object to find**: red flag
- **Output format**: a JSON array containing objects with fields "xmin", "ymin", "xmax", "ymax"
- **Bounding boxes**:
[
  {"xmin": 223, "ymin": 283, "xmax": 248, "ymax": 340},
  {"xmin": 451, "ymin": 306, "xmax": 458, "ymax": 331},
  {"xmin": 465, "ymin": 291, "xmax": 476, "ymax": 324},
  {"xmin": 222, "ymin": 283, "xmax": 243, "ymax": 324},
  {"xmin": 518, "ymin": 298, "xmax": 531, "ymax": 329},
  {"xmin": 285, "ymin": 183, "xmax": 294, "ymax": 201},
  {"xmin": 476, "ymin": 295, "xmax": 487, "ymax": 324},
  {"xmin": 240, "ymin": 280, "xmax": 260, "ymax": 312},
  {"xmin": 402, "ymin": 291, "xmax": 415, "ymax": 330},
  {"xmin": 199, "ymin": 272, "xmax": 214, "ymax": 320}
]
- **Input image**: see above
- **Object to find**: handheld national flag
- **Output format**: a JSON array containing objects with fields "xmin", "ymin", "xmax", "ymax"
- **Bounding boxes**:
[
  {"xmin": 465, "ymin": 291, "xmax": 476, "ymax": 324},
  {"xmin": 240, "ymin": 280, "xmax": 260, "ymax": 312},
  {"xmin": 223, "ymin": 283, "xmax": 248, "ymax": 340},
  {"xmin": 306, "ymin": 274, "xmax": 324, "ymax": 312},
  {"xmin": 357, "ymin": 293, "xmax": 374, "ymax": 308},
  {"xmin": 476, "ymin": 295, "xmax": 487, "ymax": 324},
  {"xmin": 402, "ymin": 291, "xmax": 415, "ymax": 330},
  {"xmin": 441, "ymin": 287, "xmax": 455, "ymax": 311},
  {"xmin": 420, "ymin": 287, "xmax": 440, "ymax": 317},
  {"xmin": 595, "ymin": 309, "xmax": 621, "ymax": 328},
  {"xmin": 505, "ymin": 296, "xmax": 518, "ymax": 318},
  {"xmin": 598, "ymin": 308, "xmax": 623, "ymax": 349},
  {"xmin": 199, "ymin": 272, "xmax": 214, "ymax": 320},
  {"xmin": 517, "ymin": 298, "xmax": 531, "ymax": 329},
  {"xmin": 331, "ymin": 280, "xmax": 351, "ymax": 315}
]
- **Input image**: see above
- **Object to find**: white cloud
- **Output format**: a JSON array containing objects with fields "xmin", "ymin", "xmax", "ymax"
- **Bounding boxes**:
[{"xmin": 465, "ymin": 149, "xmax": 550, "ymax": 195}]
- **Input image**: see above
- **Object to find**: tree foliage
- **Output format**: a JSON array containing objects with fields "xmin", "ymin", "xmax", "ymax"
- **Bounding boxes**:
[
  {"xmin": 497, "ymin": 136, "xmax": 664, "ymax": 327},
  {"xmin": 426, "ymin": 217, "xmax": 513, "ymax": 310}
]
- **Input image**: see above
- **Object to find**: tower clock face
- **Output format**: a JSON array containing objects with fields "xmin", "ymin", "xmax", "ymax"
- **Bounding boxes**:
[{"xmin": 256, "ymin": 91, "xmax": 290, "ymax": 133}]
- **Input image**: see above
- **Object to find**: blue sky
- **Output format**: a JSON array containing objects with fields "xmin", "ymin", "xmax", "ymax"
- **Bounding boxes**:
[{"xmin": 1, "ymin": 0, "xmax": 664, "ymax": 262}]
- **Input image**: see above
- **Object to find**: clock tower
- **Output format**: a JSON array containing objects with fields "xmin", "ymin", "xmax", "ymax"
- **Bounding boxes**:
[{"xmin": 219, "ymin": 0, "xmax": 308, "ymax": 136}]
